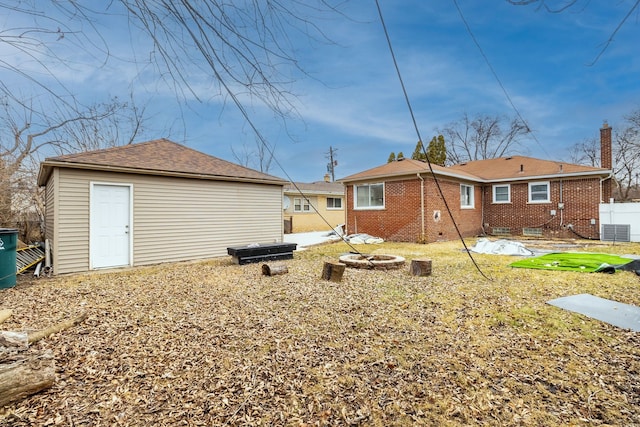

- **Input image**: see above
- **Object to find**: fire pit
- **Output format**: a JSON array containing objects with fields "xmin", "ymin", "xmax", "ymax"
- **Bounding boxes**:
[{"xmin": 338, "ymin": 253, "xmax": 406, "ymax": 270}]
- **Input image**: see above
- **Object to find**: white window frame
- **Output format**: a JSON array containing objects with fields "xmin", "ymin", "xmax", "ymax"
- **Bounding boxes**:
[
  {"xmin": 460, "ymin": 184, "xmax": 474, "ymax": 209},
  {"xmin": 326, "ymin": 197, "xmax": 343, "ymax": 210},
  {"xmin": 528, "ymin": 181, "xmax": 550, "ymax": 203},
  {"xmin": 492, "ymin": 184, "xmax": 511, "ymax": 203},
  {"xmin": 293, "ymin": 197, "xmax": 311, "ymax": 212},
  {"xmin": 354, "ymin": 183, "xmax": 385, "ymax": 210}
]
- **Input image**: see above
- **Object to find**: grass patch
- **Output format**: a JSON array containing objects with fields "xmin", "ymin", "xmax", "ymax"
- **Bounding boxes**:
[{"xmin": 1, "ymin": 238, "xmax": 639, "ymax": 426}]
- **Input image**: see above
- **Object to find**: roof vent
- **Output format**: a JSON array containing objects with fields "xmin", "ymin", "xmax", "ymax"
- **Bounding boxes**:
[{"xmin": 505, "ymin": 156, "xmax": 512, "ymax": 160}]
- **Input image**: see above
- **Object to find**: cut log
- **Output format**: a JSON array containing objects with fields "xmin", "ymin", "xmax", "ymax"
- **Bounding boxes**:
[
  {"xmin": 261, "ymin": 263, "xmax": 289, "ymax": 276},
  {"xmin": 410, "ymin": 259, "xmax": 432, "ymax": 276},
  {"xmin": 0, "ymin": 356, "xmax": 55, "ymax": 407},
  {"xmin": 321, "ymin": 261, "xmax": 346, "ymax": 282},
  {"xmin": 28, "ymin": 312, "xmax": 88, "ymax": 344},
  {"xmin": 0, "ymin": 309, "xmax": 12, "ymax": 325}
]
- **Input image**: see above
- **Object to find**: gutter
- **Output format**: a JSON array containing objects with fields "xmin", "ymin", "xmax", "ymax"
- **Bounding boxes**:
[
  {"xmin": 37, "ymin": 161, "xmax": 287, "ymax": 187},
  {"xmin": 341, "ymin": 168, "xmax": 609, "ymax": 186}
]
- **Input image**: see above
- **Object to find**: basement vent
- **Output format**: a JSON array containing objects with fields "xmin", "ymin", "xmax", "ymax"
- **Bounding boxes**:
[
  {"xmin": 492, "ymin": 227, "xmax": 511, "ymax": 236},
  {"xmin": 522, "ymin": 227, "xmax": 543, "ymax": 237},
  {"xmin": 600, "ymin": 224, "xmax": 631, "ymax": 242}
]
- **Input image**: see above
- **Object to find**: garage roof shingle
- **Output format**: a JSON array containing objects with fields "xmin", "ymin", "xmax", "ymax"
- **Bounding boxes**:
[{"xmin": 38, "ymin": 138, "xmax": 286, "ymax": 185}]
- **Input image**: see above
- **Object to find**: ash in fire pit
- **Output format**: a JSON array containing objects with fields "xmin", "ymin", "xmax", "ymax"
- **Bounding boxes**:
[{"xmin": 338, "ymin": 253, "xmax": 405, "ymax": 270}]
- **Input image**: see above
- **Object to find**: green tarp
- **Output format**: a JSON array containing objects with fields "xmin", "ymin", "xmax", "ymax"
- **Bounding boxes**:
[{"xmin": 509, "ymin": 252, "xmax": 634, "ymax": 273}]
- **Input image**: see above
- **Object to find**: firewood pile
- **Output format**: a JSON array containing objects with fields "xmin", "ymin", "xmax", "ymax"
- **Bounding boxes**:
[
  {"xmin": 0, "ymin": 309, "xmax": 87, "ymax": 408},
  {"xmin": 0, "ymin": 239, "xmax": 638, "ymax": 426}
]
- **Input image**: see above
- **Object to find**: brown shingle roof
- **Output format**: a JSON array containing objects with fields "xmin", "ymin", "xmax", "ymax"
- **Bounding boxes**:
[
  {"xmin": 338, "ymin": 158, "xmax": 478, "ymax": 182},
  {"xmin": 38, "ymin": 139, "xmax": 286, "ymax": 186},
  {"xmin": 447, "ymin": 156, "xmax": 609, "ymax": 181},
  {"xmin": 339, "ymin": 156, "xmax": 610, "ymax": 183}
]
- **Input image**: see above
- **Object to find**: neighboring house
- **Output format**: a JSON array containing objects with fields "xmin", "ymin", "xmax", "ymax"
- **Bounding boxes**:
[
  {"xmin": 339, "ymin": 124, "xmax": 614, "ymax": 243},
  {"xmin": 37, "ymin": 139, "xmax": 287, "ymax": 275},
  {"xmin": 283, "ymin": 176, "xmax": 345, "ymax": 233}
]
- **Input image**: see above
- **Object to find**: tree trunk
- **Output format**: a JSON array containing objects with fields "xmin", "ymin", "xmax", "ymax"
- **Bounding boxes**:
[
  {"xmin": 0, "ymin": 309, "xmax": 13, "ymax": 325},
  {"xmin": 410, "ymin": 259, "xmax": 432, "ymax": 276},
  {"xmin": 321, "ymin": 261, "xmax": 345, "ymax": 282},
  {"xmin": 27, "ymin": 312, "xmax": 88, "ymax": 344},
  {"xmin": 261, "ymin": 264, "xmax": 289, "ymax": 276},
  {"xmin": 0, "ymin": 356, "xmax": 55, "ymax": 406}
]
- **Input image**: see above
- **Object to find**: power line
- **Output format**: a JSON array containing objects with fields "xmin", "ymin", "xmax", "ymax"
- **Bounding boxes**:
[
  {"xmin": 451, "ymin": 0, "xmax": 550, "ymax": 158},
  {"xmin": 374, "ymin": 0, "xmax": 489, "ymax": 280}
]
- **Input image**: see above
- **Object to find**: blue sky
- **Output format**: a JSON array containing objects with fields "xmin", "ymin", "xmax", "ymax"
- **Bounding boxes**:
[{"xmin": 4, "ymin": 1, "xmax": 640, "ymax": 183}]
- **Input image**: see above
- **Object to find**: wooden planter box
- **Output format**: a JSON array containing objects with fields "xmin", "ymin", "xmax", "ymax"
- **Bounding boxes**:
[{"xmin": 227, "ymin": 243, "xmax": 297, "ymax": 265}]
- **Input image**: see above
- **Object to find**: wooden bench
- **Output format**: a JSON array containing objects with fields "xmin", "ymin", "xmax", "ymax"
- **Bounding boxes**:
[{"xmin": 227, "ymin": 242, "xmax": 297, "ymax": 265}]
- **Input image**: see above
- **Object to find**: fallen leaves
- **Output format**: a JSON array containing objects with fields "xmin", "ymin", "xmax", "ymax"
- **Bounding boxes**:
[{"xmin": 0, "ymin": 238, "xmax": 639, "ymax": 426}]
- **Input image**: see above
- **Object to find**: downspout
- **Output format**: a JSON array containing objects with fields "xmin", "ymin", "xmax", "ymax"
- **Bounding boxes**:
[
  {"xmin": 417, "ymin": 173, "xmax": 425, "ymax": 242},
  {"xmin": 600, "ymin": 172, "xmax": 614, "ymax": 225},
  {"xmin": 481, "ymin": 185, "xmax": 485, "ymax": 235},
  {"xmin": 559, "ymin": 179, "xmax": 563, "ymax": 227},
  {"xmin": 599, "ymin": 172, "xmax": 613, "ymax": 203}
]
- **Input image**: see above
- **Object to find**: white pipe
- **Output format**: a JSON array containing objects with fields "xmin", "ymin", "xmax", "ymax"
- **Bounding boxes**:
[
  {"xmin": 45, "ymin": 239, "xmax": 51, "ymax": 268},
  {"xmin": 599, "ymin": 172, "xmax": 613, "ymax": 203}
]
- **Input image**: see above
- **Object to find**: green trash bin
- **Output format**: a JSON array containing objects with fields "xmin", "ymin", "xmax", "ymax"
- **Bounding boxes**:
[{"xmin": 0, "ymin": 228, "xmax": 18, "ymax": 289}]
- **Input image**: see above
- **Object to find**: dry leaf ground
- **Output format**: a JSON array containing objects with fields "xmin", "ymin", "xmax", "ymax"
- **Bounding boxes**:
[{"xmin": 1, "ymin": 238, "xmax": 639, "ymax": 426}]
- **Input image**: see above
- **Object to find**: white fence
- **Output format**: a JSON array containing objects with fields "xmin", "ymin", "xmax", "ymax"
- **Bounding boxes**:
[{"xmin": 599, "ymin": 202, "xmax": 640, "ymax": 242}]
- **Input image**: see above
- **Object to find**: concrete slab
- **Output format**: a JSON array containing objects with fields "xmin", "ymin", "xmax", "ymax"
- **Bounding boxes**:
[{"xmin": 547, "ymin": 293, "xmax": 640, "ymax": 332}]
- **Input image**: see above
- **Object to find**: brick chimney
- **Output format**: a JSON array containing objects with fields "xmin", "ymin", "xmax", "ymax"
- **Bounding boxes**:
[
  {"xmin": 600, "ymin": 121, "xmax": 613, "ymax": 202},
  {"xmin": 324, "ymin": 173, "xmax": 330, "ymax": 182},
  {"xmin": 600, "ymin": 121, "xmax": 612, "ymax": 170}
]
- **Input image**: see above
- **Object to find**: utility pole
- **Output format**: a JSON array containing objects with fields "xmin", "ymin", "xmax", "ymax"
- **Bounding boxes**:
[{"xmin": 326, "ymin": 146, "xmax": 338, "ymax": 182}]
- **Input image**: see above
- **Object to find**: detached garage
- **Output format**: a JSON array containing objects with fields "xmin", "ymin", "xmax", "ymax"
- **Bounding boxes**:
[{"xmin": 37, "ymin": 139, "xmax": 287, "ymax": 275}]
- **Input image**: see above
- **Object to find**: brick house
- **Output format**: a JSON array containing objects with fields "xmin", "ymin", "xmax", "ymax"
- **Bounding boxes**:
[{"xmin": 338, "ymin": 124, "xmax": 613, "ymax": 242}]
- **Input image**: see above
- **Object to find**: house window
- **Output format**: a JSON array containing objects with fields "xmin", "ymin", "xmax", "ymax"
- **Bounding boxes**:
[
  {"xmin": 355, "ymin": 183, "xmax": 384, "ymax": 209},
  {"xmin": 327, "ymin": 197, "xmax": 343, "ymax": 210},
  {"xmin": 293, "ymin": 197, "xmax": 310, "ymax": 212},
  {"xmin": 493, "ymin": 184, "xmax": 511, "ymax": 203},
  {"xmin": 460, "ymin": 184, "xmax": 474, "ymax": 208},
  {"xmin": 529, "ymin": 181, "xmax": 550, "ymax": 203}
]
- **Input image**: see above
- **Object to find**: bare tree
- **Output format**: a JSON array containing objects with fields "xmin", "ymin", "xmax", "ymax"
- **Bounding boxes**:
[
  {"xmin": 565, "ymin": 108, "xmax": 640, "ymax": 201},
  {"xmin": 567, "ymin": 137, "xmax": 600, "ymax": 167},
  {"xmin": 438, "ymin": 113, "xmax": 531, "ymax": 165},
  {"xmin": 230, "ymin": 137, "xmax": 276, "ymax": 174},
  {"xmin": 613, "ymin": 120, "xmax": 640, "ymax": 200},
  {"xmin": 0, "ymin": 95, "xmax": 146, "ymax": 234},
  {"xmin": 0, "ymin": 1, "xmax": 341, "ymax": 123},
  {"xmin": 0, "ymin": 1, "xmax": 343, "ymax": 199}
]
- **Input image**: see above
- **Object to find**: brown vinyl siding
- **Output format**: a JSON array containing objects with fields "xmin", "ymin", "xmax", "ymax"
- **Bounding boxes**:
[{"xmin": 52, "ymin": 168, "xmax": 283, "ymax": 274}]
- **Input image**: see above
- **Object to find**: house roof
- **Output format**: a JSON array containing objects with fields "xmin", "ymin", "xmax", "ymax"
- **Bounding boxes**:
[
  {"xmin": 283, "ymin": 181, "xmax": 344, "ymax": 196},
  {"xmin": 338, "ymin": 158, "xmax": 478, "ymax": 183},
  {"xmin": 448, "ymin": 155, "xmax": 610, "ymax": 181},
  {"xmin": 339, "ymin": 156, "xmax": 611, "ymax": 184},
  {"xmin": 37, "ymin": 139, "xmax": 286, "ymax": 186}
]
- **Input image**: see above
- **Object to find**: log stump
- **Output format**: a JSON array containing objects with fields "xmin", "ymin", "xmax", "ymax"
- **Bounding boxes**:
[
  {"xmin": 0, "ymin": 356, "xmax": 55, "ymax": 407},
  {"xmin": 261, "ymin": 263, "xmax": 289, "ymax": 276},
  {"xmin": 410, "ymin": 258, "xmax": 432, "ymax": 276},
  {"xmin": 321, "ymin": 261, "xmax": 346, "ymax": 282}
]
